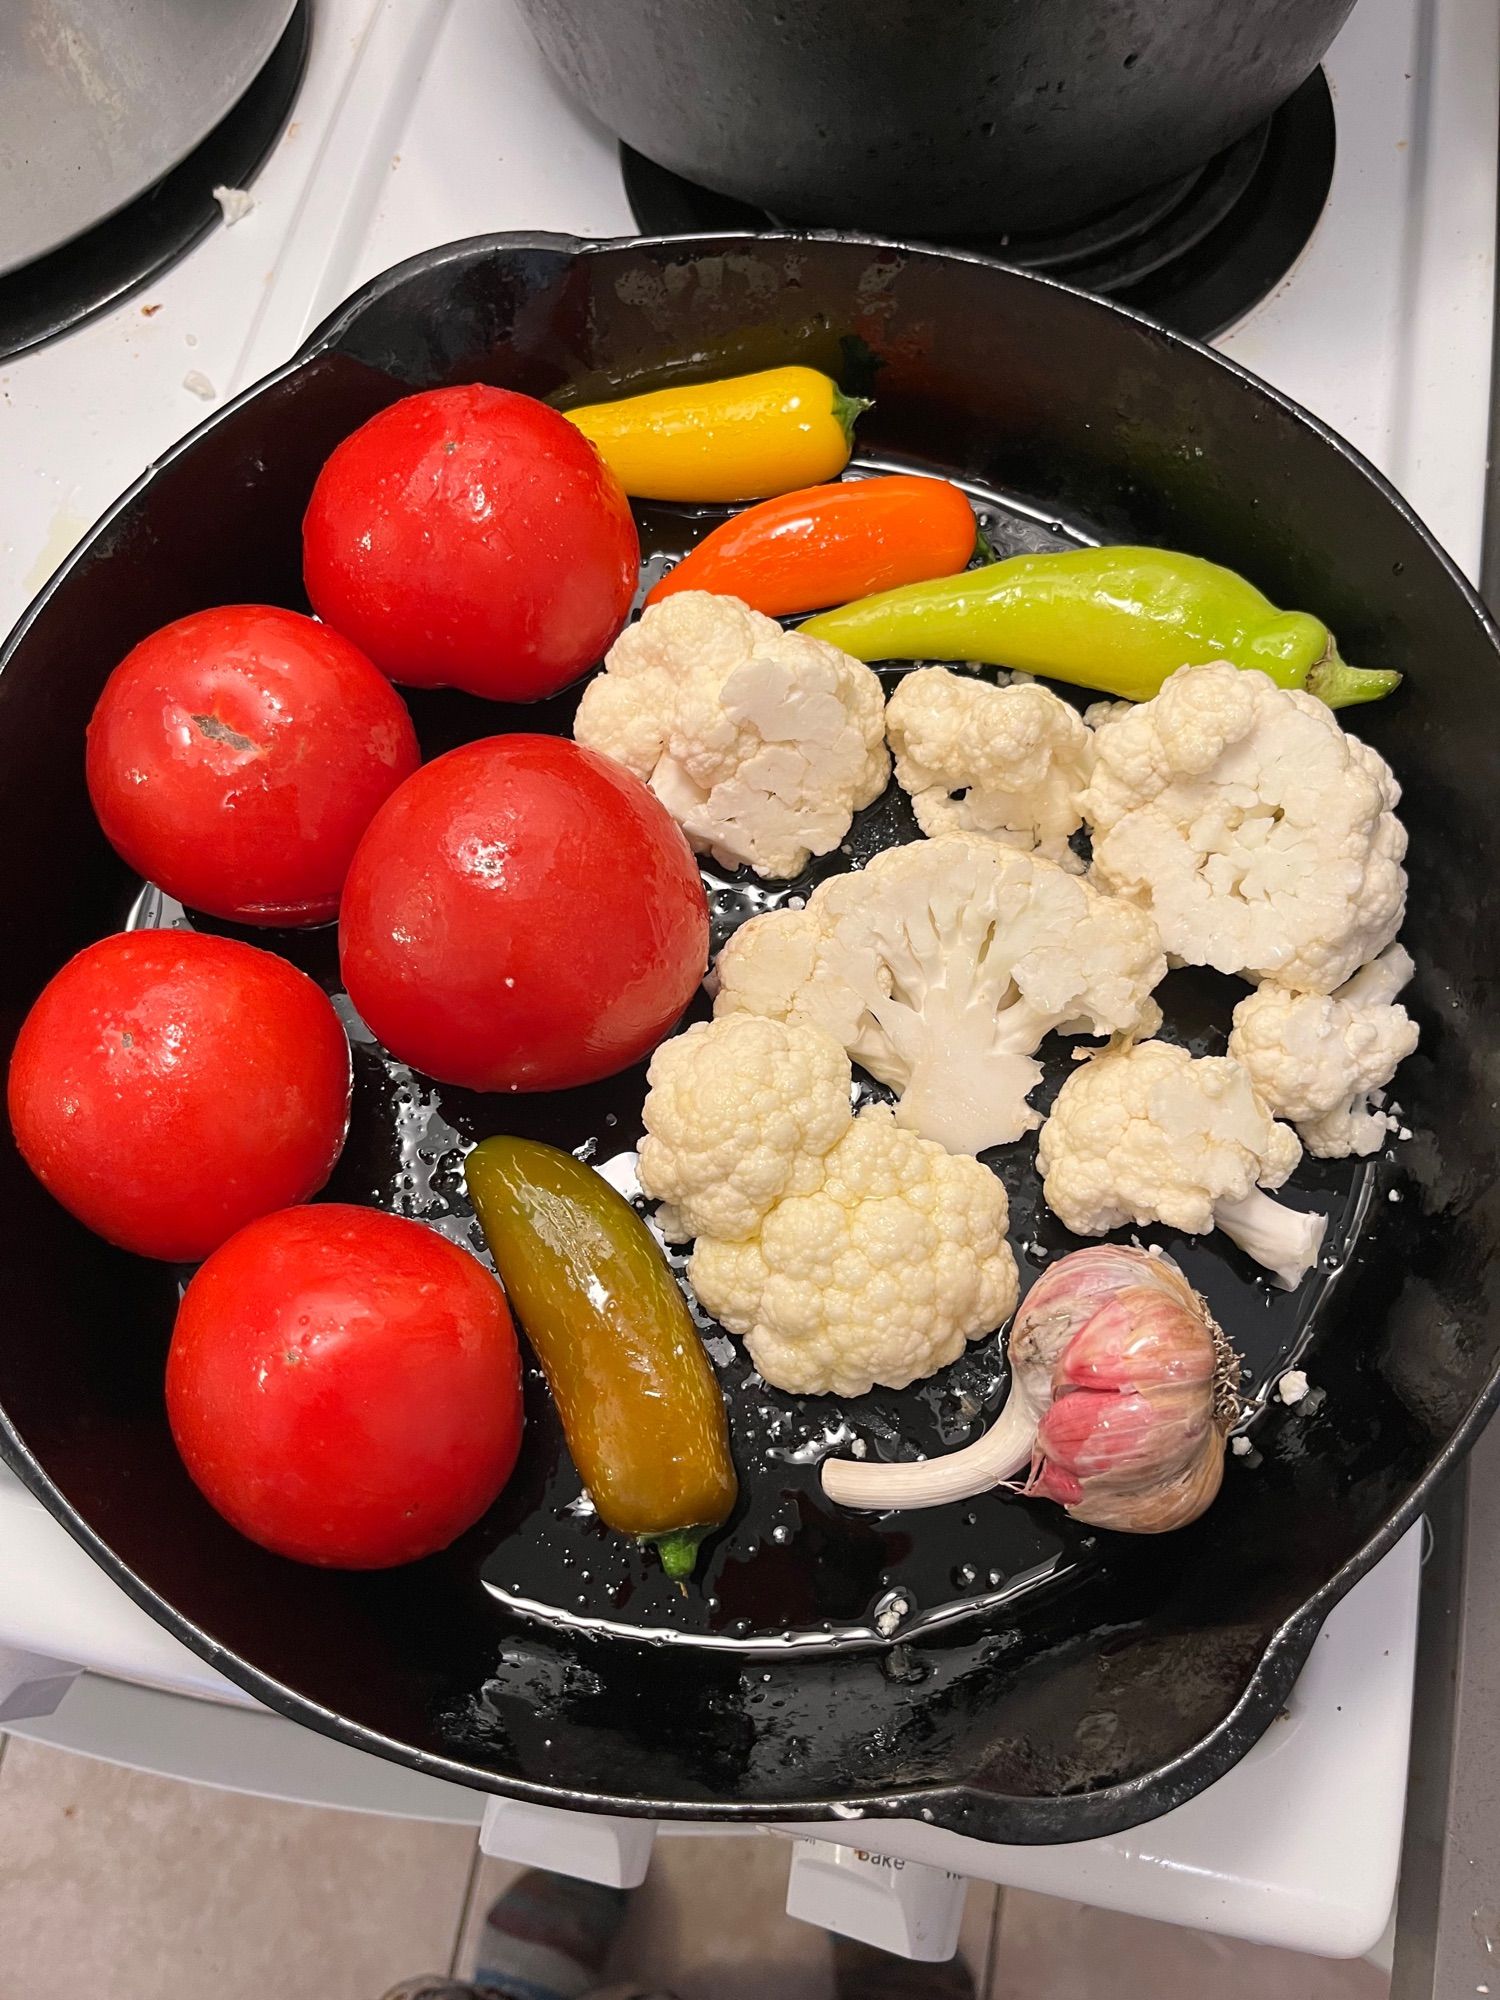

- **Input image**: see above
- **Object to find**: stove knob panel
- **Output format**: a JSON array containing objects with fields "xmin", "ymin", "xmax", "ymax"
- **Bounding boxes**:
[
  {"xmin": 478, "ymin": 1796, "xmax": 657, "ymax": 1888},
  {"xmin": 785, "ymin": 1834, "xmax": 968, "ymax": 1961}
]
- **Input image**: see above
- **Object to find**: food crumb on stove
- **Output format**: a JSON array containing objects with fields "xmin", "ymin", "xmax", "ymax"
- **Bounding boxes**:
[
  {"xmin": 182, "ymin": 371, "xmax": 217, "ymax": 401},
  {"xmin": 1276, "ymin": 1369, "xmax": 1310, "ymax": 1406},
  {"xmin": 1231, "ymin": 1435, "xmax": 1252, "ymax": 1456},
  {"xmin": 213, "ymin": 185, "xmax": 256, "ymax": 226},
  {"xmin": 140, "ymin": 303, "xmax": 161, "ymax": 317}
]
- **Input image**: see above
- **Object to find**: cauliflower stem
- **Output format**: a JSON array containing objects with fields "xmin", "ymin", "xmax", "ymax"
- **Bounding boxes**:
[
  {"xmin": 1212, "ymin": 1186, "xmax": 1328, "ymax": 1292},
  {"xmin": 1339, "ymin": 945, "xmax": 1415, "ymax": 1011}
]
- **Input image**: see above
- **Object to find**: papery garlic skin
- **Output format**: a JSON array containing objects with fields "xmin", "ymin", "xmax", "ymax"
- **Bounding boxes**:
[
  {"xmin": 822, "ymin": 1244, "xmax": 1239, "ymax": 1535},
  {"xmin": 1019, "ymin": 1247, "xmax": 1231, "ymax": 1533}
]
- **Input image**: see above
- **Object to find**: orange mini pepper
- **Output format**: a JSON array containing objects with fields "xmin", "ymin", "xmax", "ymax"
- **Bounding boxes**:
[{"xmin": 646, "ymin": 473, "xmax": 979, "ymax": 619}]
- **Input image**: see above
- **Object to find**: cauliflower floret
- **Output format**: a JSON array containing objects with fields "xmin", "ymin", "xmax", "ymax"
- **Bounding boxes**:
[
  {"xmin": 1037, "ymin": 1039, "xmax": 1326, "ymax": 1289},
  {"xmin": 637, "ymin": 1014, "xmax": 852, "ymax": 1241},
  {"xmin": 1228, "ymin": 943, "xmax": 1419, "ymax": 1158},
  {"xmin": 690, "ymin": 1105, "xmax": 1018, "ymax": 1397},
  {"xmin": 573, "ymin": 591, "xmax": 888, "ymax": 879},
  {"xmin": 1083, "ymin": 662, "xmax": 1406, "ymax": 992},
  {"xmin": 885, "ymin": 668, "xmax": 1093, "ymax": 869},
  {"xmin": 712, "ymin": 832, "xmax": 1165, "ymax": 1155},
  {"xmin": 1083, "ymin": 698, "xmax": 1135, "ymax": 730}
]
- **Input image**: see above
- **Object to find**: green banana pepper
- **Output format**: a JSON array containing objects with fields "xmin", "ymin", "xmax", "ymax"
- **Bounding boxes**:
[{"xmin": 799, "ymin": 545, "xmax": 1401, "ymax": 709}]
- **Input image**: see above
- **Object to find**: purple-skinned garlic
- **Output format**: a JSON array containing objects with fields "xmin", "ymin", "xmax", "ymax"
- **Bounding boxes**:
[{"xmin": 822, "ymin": 1244, "xmax": 1241, "ymax": 1534}]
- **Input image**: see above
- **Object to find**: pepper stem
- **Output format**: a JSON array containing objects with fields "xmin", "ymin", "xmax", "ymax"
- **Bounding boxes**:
[
  {"xmin": 651, "ymin": 1527, "xmax": 707, "ymax": 1582},
  {"xmin": 1305, "ymin": 643, "xmax": 1402, "ymax": 709},
  {"xmin": 830, "ymin": 386, "xmax": 873, "ymax": 444}
]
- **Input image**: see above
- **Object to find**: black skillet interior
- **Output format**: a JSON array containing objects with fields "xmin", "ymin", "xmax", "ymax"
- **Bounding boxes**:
[{"xmin": 1, "ymin": 233, "xmax": 1497, "ymax": 1844}]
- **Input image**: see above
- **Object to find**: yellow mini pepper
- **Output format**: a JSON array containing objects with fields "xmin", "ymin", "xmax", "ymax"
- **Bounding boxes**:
[{"xmin": 565, "ymin": 365, "xmax": 869, "ymax": 504}]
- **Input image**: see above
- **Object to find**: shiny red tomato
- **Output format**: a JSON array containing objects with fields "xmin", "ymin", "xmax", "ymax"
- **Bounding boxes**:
[
  {"xmin": 302, "ymin": 385, "xmax": 639, "ymax": 702},
  {"xmin": 86, "ymin": 605, "xmax": 420, "ymax": 927},
  {"xmin": 7, "ymin": 931, "xmax": 351, "ymax": 1262},
  {"xmin": 167, "ymin": 1205, "xmax": 523, "ymax": 1568},
  {"xmin": 339, "ymin": 735, "xmax": 707, "ymax": 1092}
]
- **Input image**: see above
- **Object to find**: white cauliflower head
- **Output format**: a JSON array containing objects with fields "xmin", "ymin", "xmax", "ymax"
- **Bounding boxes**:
[
  {"xmin": 573, "ymin": 591, "xmax": 888, "ymax": 879},
  {"xmin": 712, "ymin": 832, "xmax": 1165, "ymax": 1156},
  {"xmin": 637, "ymin": 1014, "xmax": 852, "ymax": 1242},
  {"xmin": 1037, "ymin": 1039, "xmax": 1325, "ymax": 1289},
  {"xmin": 689, "ymin": 1104, "xmax": 1018, "ymax": 1397},
  {"xmin": 1083, "ymin": 663, "xmax": 1406, "ymax": 992},
  {"xmin": 1228, "ymin": 943, "xmax": 1419, "ymax": 1158},
  {"xmin": 1083, "ymin": 698, "xmax": 1135, "ymax": 730},
  {"xmin": 885, "ymin": 668, "xmax": 1094, "ymax": 869}
]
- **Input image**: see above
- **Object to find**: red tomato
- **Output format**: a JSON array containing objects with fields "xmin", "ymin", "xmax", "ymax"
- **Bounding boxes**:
[
  {"xmin": 86, "ymin": 605, "xmax": 420, "ymax": 927},
  {"xmin": 167, "ymin": 1205, "xmax": 523, "ymax": 1568},
  {"xmin": 302, "ymin": 384, "xmax": 639, "ymax": 702},
  {"xmin": 339, "ymin": 735, "xmax": 707, "ymax": 1092},
  {"xmin": 8, "ymin": 931, "xmax": 351, "ymax": 1262}
]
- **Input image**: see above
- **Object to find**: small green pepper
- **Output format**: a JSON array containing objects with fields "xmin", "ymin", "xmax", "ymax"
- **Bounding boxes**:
[
  {"xmin": 466, "ymin": 1136, "xmax": 737, "ymax": 1581},
  {"xmin": 800, "ymin": 545, "xmax": 1400, "ymax": 708}
]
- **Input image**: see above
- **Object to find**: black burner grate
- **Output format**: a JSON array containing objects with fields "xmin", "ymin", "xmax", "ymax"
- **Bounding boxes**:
[
  {"xmin": 622, "ymin": 69, "xmax": 1336, "ymax": 343},
  {"xmin": 0, "ymin": 2, "xmax": 311, "ymax": 365}
]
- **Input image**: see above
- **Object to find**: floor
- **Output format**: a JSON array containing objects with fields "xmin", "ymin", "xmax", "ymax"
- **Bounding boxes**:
[{"xmin": 0, "ymin": 1732, "xmax": 1392, "ymax": 2000}]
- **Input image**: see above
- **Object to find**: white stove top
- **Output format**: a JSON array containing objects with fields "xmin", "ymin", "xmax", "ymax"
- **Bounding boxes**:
[{"xmin": 0, "ymin": 0, "xmax": 1494, "ymax": 1960}]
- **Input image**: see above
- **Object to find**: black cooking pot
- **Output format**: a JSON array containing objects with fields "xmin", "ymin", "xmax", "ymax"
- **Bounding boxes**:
[
  {"xmin": 514, "ymin": 0, "xmax": 1359, "ymax": 235},
  {"xmin": 2, "ymin": 233, "xmax": 1497, "ymax": 1845}
]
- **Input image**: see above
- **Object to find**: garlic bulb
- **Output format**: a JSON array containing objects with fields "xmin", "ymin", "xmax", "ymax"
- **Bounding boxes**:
[{"xmin": 822, "ymin": 1245, "xmax": 1240, "ymax": 1534}]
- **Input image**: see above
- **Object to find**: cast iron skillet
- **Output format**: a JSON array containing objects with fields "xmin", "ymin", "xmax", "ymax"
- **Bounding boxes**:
[{"xmin": 1, "ymin": 233, "xmax": 1497, "ymax": 1845}]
